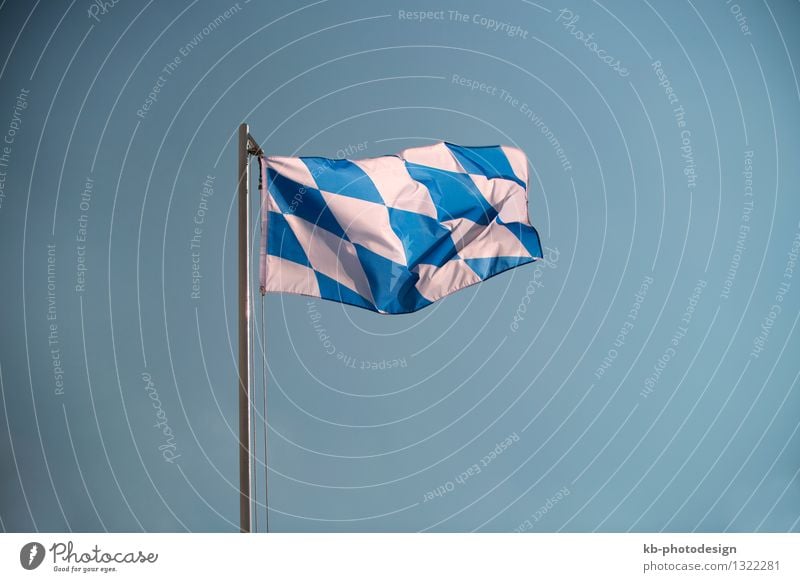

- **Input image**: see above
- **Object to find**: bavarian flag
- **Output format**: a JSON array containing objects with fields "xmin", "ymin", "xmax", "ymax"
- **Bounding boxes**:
[{"xmin": 258, "ymin": 142, "xmax": 542, "ymax": 314}]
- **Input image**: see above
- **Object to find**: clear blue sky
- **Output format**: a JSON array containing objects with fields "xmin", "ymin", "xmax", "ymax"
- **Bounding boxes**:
[{"xmin": 1, "ymin": 0, "xmax": 799, "ymax": 532}]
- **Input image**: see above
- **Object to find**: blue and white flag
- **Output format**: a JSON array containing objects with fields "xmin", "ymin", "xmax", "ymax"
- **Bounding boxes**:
[{"xmin": 258, "ymin": 141, "xmax": 542, "ymax": 314}]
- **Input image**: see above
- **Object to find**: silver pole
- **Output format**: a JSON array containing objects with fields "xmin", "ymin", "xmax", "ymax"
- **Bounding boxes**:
[{"xmin": 237, "ymin": 123, "xmax": 252, "ymax": 533}]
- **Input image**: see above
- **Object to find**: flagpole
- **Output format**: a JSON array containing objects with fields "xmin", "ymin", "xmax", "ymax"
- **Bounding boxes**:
[{"xmin": 237, "ymin": 123, "xmax": 252, "ymax": 533}]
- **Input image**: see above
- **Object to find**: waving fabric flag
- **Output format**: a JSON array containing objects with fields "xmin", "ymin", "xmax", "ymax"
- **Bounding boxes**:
[{"xmin": 258, "ymin": 141, "xmax": 542, "ymax": 314}]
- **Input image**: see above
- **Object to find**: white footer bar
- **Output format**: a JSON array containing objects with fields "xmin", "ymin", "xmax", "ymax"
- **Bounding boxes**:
[{"xmin": 1, "ymin": 533, "xmax": 798, "ymax": 581}]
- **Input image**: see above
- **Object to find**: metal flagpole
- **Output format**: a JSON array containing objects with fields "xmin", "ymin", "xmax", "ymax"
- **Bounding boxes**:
[
  {"xmin": 237, "ymin": 123, "xmax": 266, "ymax": 533},
  {"xmin": 237, "ymin": 123, "xmax": 252, "ymax": 533}
]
